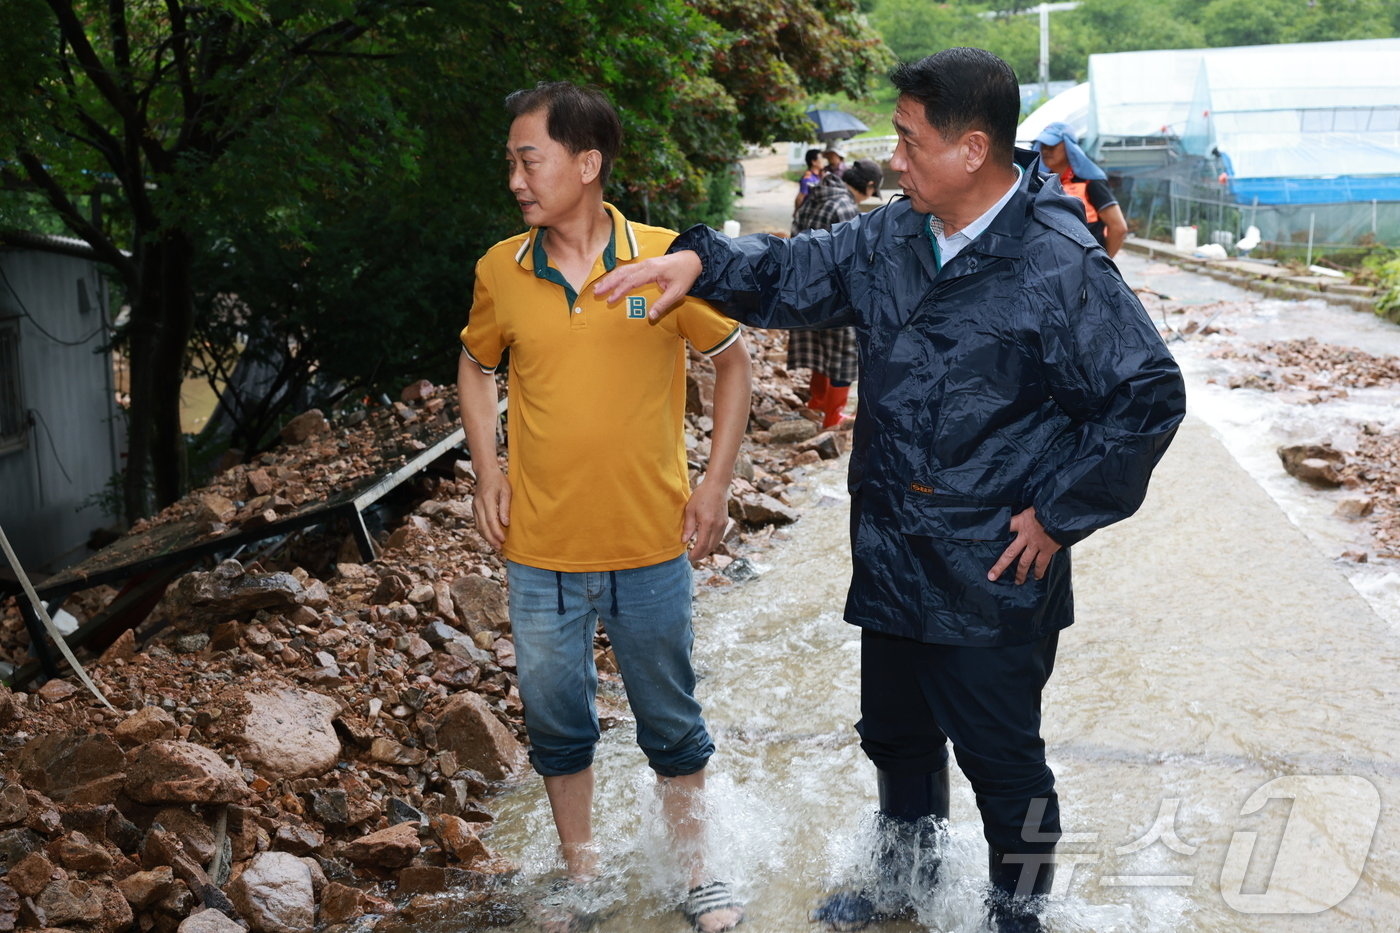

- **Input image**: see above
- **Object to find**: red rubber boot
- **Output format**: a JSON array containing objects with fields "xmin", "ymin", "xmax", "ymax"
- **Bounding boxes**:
[
  {"xmin": 823, "ymin": 385, "xmax": 851, "ymax": 429},
  {"xmin": 807, "ymin": 372, "xmax": 830, "ymax": 415}
]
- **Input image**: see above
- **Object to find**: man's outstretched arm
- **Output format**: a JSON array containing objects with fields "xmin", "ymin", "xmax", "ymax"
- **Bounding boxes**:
[
  {"xmin": 595, "ymin": 250, "xmax": 702, "ymax": 322},
  {"xmin": 597, "ymin": 222, "xmax": 865, "ymax": 331}
]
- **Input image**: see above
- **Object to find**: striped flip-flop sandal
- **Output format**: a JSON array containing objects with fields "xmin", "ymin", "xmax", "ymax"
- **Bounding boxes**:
[{"xmin": 681, "ymin": 880, "xmax": 745, "ymax": 932}]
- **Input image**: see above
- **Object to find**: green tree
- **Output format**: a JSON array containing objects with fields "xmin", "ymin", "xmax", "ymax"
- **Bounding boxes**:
[
  {"xmin": 870, "ymin": 1, "xmax": 1034, "ymax": 75},
  {"xmin": 1198, "ymin": 0, "xmax": 1288, "ymax": 47},
  {"xmin": 2, "ymin": 0, "xmax": 891, "ymax": 521},
  {"xmin": 1288, "ymin": 0, "xmax": 1400, "ymax": 42},
  {"xmin": 0, "ymin": 0, "xmax": 438, "ymax": 520},
  {"xmin": 1057, "ymin": 0, "xmax": 1204, "ymax": 79},
  {"xmin": 868, "ymin": 0, "xmax": 1399, "ymax": 85},
  {"xmin": 696, "ymin": 0, "xmax": 893, "ymax": 144}
]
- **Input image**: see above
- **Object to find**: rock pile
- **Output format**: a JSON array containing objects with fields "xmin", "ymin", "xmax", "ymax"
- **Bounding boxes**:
[
  {"xmin": 1143, "ymin": 282, "xmax": 1400, "ymax": 568},
  {"xmin": 1214, "ymin": 336, "xmax": 1400, "ymax": 403},
  {"xmin": 1214, "ymin": 339, "xmax": 1400, "ymax": 560},
  {"xmin": 1341, "ymin": 430, "xmax": 1400, "ymax": 556},
  {"xmin": 0, "ymin": 329, "xmax": 848, "ymax": 930}
]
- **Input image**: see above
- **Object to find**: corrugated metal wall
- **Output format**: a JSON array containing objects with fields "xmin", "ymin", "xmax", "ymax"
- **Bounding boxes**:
[{"xmin": 0, "ymin": 249, "xmax": 123, "ymax": 573}]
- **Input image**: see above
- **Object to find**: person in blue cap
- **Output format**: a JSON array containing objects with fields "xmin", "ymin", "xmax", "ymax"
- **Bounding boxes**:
[{"xmin": 1033, "ymin": 122, "xmax": 1128, "ymax": 257}]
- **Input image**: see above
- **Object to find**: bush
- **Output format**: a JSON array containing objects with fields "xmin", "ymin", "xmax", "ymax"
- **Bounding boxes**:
[{"xmin": 1370, "ymin": 252, "xmax": 1400, "ymax": 317}]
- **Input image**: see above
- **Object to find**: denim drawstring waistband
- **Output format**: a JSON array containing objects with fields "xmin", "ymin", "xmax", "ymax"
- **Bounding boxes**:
[
  {"xmin": 609, "ymin": 571, "xmax": 618, "ymax": 618},
  {"xmin": 555, "ymin": 571, "xmax": 565, "ymax": 615}
]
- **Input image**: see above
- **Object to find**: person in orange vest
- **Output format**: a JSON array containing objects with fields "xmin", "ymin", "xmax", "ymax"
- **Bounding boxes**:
[{"xmin": 1032, "ymin": 123, "xmax": 1128, "ymax": 257}]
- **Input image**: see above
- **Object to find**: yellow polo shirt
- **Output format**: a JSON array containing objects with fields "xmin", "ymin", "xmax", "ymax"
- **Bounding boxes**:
[{"xmin": 460, "ymin": 204, "xmax": 740, "ymax": 572}]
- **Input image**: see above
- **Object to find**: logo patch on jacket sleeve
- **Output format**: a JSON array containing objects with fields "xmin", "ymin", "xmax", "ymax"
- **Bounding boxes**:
[
  {"xmin": 626, "ymin": 296, "xmax": 648, "ymax": 319},
  {"xmin": 909, "ymin": 482, "xmax": 935, "ymax": 495}
]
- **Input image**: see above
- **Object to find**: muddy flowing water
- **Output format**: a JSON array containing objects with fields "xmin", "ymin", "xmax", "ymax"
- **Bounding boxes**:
[
  {"xmin": 1123, "ymin": 254, "xmax": 1400, "ymax": 632},
  {"xmin": 398, "ymin": 418, "xmax": 1400, "ymax": 930},
  {"xmin": 394, "ymin": 172, "xmax": 1400, "ymax": 930}
]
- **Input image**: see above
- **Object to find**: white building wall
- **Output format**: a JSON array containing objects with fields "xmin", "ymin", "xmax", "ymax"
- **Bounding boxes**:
[{"xmin": 0, "ymin": 249, "xmax": 123, "ymax": 573}]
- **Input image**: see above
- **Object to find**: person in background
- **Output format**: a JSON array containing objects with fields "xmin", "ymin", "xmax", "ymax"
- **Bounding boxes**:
[
  {"xmin": 787, "ymin": 158, "xmax": 883, "ymax": 430},
  {"xmin": 1032, "ymin": 122, "xmax": 1128, "ymax": 256},
  {"xmin": 594, "ymin": 48, "xmax": 1185, "ymax": 933},
  {"xmin": 823, "ymin": 148, "xmax": 846, "ymax": 176},
  {"xmin": 796, "ymin": 147, "xmax": 825, "ymax": 210},
  {"xmin": 458, "ymin": 80, "xmax": 751, "ymax": 933}
]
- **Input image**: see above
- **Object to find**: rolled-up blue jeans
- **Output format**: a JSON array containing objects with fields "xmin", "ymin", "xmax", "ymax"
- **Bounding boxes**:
[{"xmin": 507, "ymin": 554, "xmax": 715, "ymax": 778}]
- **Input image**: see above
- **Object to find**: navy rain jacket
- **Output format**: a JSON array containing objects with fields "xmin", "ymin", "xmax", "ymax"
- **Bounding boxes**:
[{"xmin": 674, "ymin": 149, "xmax": 1187, "ymax": 646}]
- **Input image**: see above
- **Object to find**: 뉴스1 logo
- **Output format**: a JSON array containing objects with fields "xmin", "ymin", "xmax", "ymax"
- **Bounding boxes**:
[{"xmin": 626, "ymin": 296, "xmax": 647, "ymax": 319}]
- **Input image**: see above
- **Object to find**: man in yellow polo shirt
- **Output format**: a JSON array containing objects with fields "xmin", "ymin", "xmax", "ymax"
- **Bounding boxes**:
[{"xmin": 457, "ymin": 81, "xmax": 750, "ymax": 933}]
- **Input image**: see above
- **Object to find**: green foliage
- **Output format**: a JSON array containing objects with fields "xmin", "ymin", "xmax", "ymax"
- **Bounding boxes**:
[
  {"xmin": 867, "ymin": 0, "xmax": 1397, "ymax": 83},
  {"xmin": 696, "ymin": 0, "xmax": 893, "ymax": 143},
  {"xmin": 1368, "ymin": 250, "xmax": 1400, "ymax": 317},
  {"xmin": 1057, "ymin": 0, "xmax": 1204, "ymax": 76},
  {"xmin": 1197, "ymin": 0, "xmax": 1287, "ymax": 48},
  {"xmin": 0, "ymin": 193, "xmax": 70, "ymax": 236},
  {"xmin": 870, "ymin": 1, "xmax": 1039, "ymax": 79},
  {"xmin": 0, "ymin": 0, "xmax": 893, "ymax": 510},
  {"xmin": 1288, "ymin": 0, "xmax": 1400, "ymax": 42}
]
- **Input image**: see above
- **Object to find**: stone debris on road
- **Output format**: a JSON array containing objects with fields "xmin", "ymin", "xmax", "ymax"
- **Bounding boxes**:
[
  {"xmin": 0, "ymin": 327, "xmax": 851, "ymax": 932},
  {"xmin": 1144, "ymin": 284, "xmax": 1400, "ymax": 563},
  {"xmin": 1212, "ymin": 336, "xmax": 1400, "ymax": 402}
]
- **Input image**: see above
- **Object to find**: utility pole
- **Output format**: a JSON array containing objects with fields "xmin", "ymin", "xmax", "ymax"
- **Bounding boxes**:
[
  {"xmin": 982, "ymin": 2, "xmax": 1081, "ymax": 102},
  {"xmin": 1036, "ymin": 2, "xmax": 1079, "ymax": 100}
]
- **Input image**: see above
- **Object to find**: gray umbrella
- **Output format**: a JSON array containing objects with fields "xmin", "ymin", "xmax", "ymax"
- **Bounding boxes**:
[{"xmin": 805, "ymin": 108, "xmax": 869, "ymax": 143}]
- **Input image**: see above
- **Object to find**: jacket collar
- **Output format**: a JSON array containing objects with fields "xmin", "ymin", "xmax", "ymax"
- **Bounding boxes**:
[
  {"xmin": 889, "ymin": 148, "xmax": 1047, "ymax": 261},
  {"xmin": 969, "ymin": 149, "xmax": 1041, "ymax": 260}
]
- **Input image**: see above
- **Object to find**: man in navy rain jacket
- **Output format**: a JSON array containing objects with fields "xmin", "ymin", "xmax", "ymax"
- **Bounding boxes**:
[{"xmin": 597, "ymin": 47, "xmax": 1186, "ymax": 932}]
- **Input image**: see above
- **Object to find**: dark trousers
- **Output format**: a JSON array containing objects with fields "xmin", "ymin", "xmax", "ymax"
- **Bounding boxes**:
[{"xmin": 857, "ymin": 628, "xmax": 1061, "ymax": 854}]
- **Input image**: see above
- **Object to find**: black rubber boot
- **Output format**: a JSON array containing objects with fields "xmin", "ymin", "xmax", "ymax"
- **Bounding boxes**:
[
  {"xmin": 811, "ymin": 768, "xmax": 950, "ymax": 931},
  {"xmin": 986, "ymin": 846, "xmax": 1055, "ymax": 933},
  {"xmin": 877, "ymin": 767, "xmax": 951, "ymax": 822}
]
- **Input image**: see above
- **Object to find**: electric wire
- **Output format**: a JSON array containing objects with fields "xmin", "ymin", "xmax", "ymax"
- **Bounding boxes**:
[
  {"xmin": 26, "ymin": 407, "xmax": 74, "ymax": 485},
  {"xmin": 0, "ymin": 263, "xmax": 109, "ymax": 347}
]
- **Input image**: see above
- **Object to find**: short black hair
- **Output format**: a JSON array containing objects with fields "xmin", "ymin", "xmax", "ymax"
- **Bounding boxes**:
[
  {"xmin": 805, "ymin": 148, "xmax": 822, "ymax": 168},
  {"xmin": 843, "ymin": 159, "xmax": 883, "ymax": 194},
  {"xmin": 504, "ymin": 81, "xmax": 623, "ymax": 186},
  {"xmin": 889, "ymin": 48, "xmax": 1020, "ymax": 161}
]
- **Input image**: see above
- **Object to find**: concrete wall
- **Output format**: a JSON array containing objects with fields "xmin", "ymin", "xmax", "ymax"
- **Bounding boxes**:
[{"xmin": 0, "ymin": 249, "xmax": 123, "ymax": 573}]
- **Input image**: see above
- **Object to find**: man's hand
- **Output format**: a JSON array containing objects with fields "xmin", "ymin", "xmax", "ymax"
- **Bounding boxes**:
[
  {"xmin": 593, "ymin": 250, "xmax": 703, "ymax": 321},
  {"xmin": 471, "ymin": 468, "xmax": 512, "ymax": 550},
  {"xmin": 682, "ymin": 477, "xmax": 730, "ymax": 564},
  {"xmin": 987, "ymin": 506, "xmax": 1061, "ymax": 585}
]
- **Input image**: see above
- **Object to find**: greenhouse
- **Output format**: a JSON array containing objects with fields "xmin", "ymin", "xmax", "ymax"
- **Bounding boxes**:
[{"xmin": 1054, "ymin": 38, "xmax": 1400, "ymax": 249}]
